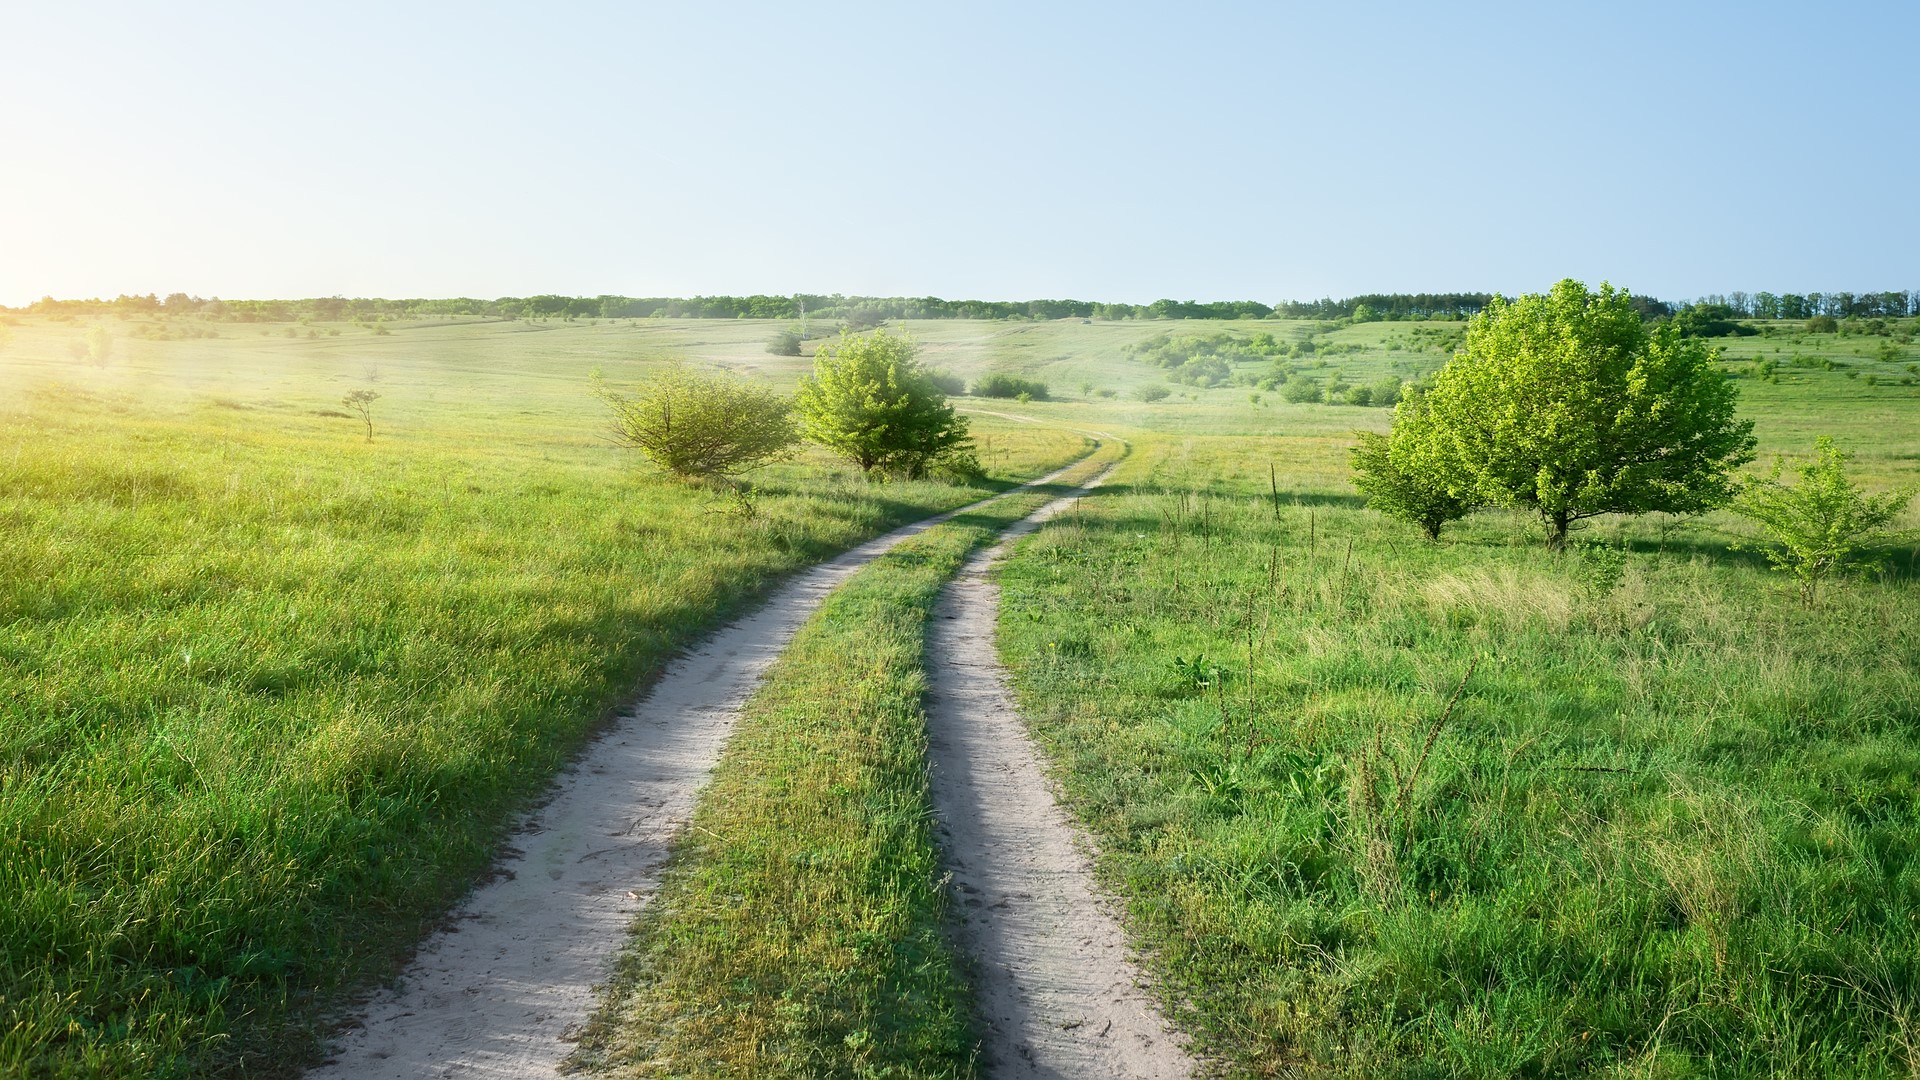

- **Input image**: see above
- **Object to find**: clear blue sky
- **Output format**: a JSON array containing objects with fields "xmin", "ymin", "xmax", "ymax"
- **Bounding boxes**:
[{"xmin": 4, "ymin": 1, "xmax": 1915, "ymax": 307}]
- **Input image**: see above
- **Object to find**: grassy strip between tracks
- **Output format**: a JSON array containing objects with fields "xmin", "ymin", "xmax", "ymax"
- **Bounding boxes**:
[{"xmin": 566, "ymin": 446, "xmax": 1117, "ymax": 1079}]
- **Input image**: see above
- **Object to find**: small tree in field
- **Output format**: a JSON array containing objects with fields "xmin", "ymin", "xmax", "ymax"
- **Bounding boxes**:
[
  {"xmin": 1731, "ymin": 436, "xmax": 1914, "ymax": 604},
  {"xmin": 1424, "ymin": 279, "xmax": 1756, "ymax": 548},
  {"xmin": 342, "ymin": 389, "xmax": 380, "ymax": 442},
  {"xmin": 595, "ymin": 362, "xmax": 797, "ymax": 482},
  {"xmin": 86, "ymin": 325, "xmax": 113, "ymax": 366},
  {"xmin": 1351, "ymin": 390, "xmax": 1482, "ymax": 540},
  {"xmin": 793, "ymin": 330, "xmax": 971, "ymax": 480}
]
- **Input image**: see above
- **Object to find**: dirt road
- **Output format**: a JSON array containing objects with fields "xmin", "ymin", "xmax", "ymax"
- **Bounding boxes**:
[
  {"xmin": 310, "ymin": 458, "xmax": 1098, "ymax": 1079},
  {"xmin": 926, "ymin": 467, "xmax": 1196, "ymax": 1078}
]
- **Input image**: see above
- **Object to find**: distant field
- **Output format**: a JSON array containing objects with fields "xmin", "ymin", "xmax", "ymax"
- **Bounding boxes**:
[
  {"xmin": 4, "ymin": 310, "xmax": 1916, "ymax": 1076},
  {"xmin": 0, "ymin": 315, "xmax": 1083, "ymax": 1077}
]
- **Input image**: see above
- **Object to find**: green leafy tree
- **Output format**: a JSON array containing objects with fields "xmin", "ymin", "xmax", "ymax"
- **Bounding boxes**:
[
  {"xmin": 1731, "ymin": 436, "xmax": 1914, "ymax": 604},
  {"xmin": 596, "ymin": 362, "xmax": 797, "ymax": 481},
  {"xmin": 1351, "ymin": 390, "xmax": 1482, "ymax": 540},
  {"xmin": 794, "ymin": 330, "xmax": 971, "ymax": 479},
  {"xmin": 1424, "ymin": 279, "xmax": 1756, "ymax": 547}
]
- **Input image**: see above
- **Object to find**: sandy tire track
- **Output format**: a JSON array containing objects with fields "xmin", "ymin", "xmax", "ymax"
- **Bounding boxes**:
[
  {"xmin": 309, "ymin": 456, "xmax": 1098, "ymax": 1080},
  {"xmin": 927, "ymin": 466, "xmax": 1196, "ymax": 1078}
]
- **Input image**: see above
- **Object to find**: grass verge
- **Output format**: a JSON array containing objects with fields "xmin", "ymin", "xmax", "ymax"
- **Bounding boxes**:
[{"xmin": 567, "ymin": 447, "xmax": 1119, "ymax": 1078}]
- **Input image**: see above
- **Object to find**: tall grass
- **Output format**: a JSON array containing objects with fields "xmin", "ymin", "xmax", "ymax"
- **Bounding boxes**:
[
  {"xmin": 997, "ymin": 436, "xmax": 1920, "ymax": 1077},
  {"xmin": 0, "ymin": 374, "xmax": 1081, "ymax": 1077}
]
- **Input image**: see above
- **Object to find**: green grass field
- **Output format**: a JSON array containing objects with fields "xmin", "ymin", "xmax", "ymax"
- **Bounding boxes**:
[
  {"xmin": 3, "ymin": 310, "xmax": 1916, "ymax": 1077},
  {"xmin": 0, "ymin": 314, "xmax": 1083, "ymax": 1077},
  {"xmin": 986, "ymin": 321, "xmax": 1920, "ymax": 1077}
]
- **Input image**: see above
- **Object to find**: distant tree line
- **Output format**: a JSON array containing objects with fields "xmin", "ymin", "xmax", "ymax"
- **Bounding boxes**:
[
  {"xmin": 1682, "ymin": 291, "xmax": 1920, "ymax": 320},
  {"xmin": 1274, "ymin": 293, "xmax": 1497, "ymax": 320},
  {"xmin": 15, "ymin": 288, "xmax": 1914, "ymax": 323},
  {"xmin": 8, "ymin": 293, "xmax": 1276, "ymax": 323}
]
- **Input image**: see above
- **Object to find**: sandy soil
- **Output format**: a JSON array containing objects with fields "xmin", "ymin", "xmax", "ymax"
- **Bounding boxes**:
[
  {"xmin": 926, "ymin": 467, "xmax": 1197, "ymax": 1079},
  {"xmin": 309, "ymin": 460, "xmax": 1093, "ymax": 1079}
]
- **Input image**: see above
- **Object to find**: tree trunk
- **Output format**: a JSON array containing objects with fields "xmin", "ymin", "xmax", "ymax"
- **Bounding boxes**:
[{"xmin": 1547, "ymin": 510, "xmax": 1571, "ymax": 550}]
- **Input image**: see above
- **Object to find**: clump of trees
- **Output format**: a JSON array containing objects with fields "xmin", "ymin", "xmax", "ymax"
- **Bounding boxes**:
[
  {"xmin": 971, "ymin": 374, "xmax": 1050, "ymax": 401},
  {"xmin": 1353, "ymin": 280, "xmax": 1757, "ymax": 546},
  {"xmin": 596, "ymin": 363, "xmax": 797, "ymax": 482},
  {"xmin": 794, "ymin": 330, "xmax": 975, "ymax": 480}
]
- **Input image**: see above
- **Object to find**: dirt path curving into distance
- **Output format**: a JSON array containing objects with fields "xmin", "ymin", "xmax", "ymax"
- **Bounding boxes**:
[
  {"xmin": 310, "ymin": 456, "xmax": 1099, "ymax": 1080},
  {"xmin": 926, "ymin": 465, "xmax": 1197, "ymax": 1078}
]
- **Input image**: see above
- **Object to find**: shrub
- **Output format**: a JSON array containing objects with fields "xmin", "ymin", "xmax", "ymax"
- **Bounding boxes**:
[
  {"xmin": 924, "ymin": 369, "xmax": 967, "ymax": 396},
  {"xmin": 1342, "ymin": 385, "xmax": 1373, "ymax": 407},
  {"xmin": 1134, "ymin": 384, "xmax": 1171, "ymax": 403},
  {"xmin": 1807, "ymin": 315, "xmax": 1839, "ymax": 333},
  {"xmin": 766, "ymin": 330, "xmax": 803, "ymax": 356},
  {"xmin": 972, "ymin": 373, "xmax": 1050, "ymax": 400},
  {"xmin": 1731, "ymin": 436, "xmax": 1915, "ymax": 604},
  {"xmin": 794, "ymin": 330, "xmax": 971, "ymax": 480},
  {"xmin": 1368, "ymin": 375, "xmax": 1403, "ymax": 407},
  {"xmin": 597, "ymin": 362, "xmax": 798, "ymax": 481},
  {"xmin": 1280, "ymin": 375, "xmax": 1323, "ymax": 403}
]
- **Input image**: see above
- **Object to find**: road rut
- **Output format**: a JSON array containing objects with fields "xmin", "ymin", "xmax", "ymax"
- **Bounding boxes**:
[{"xmin": 927, "ymin": 466, "xmax": 1196, "ymax": 1079}]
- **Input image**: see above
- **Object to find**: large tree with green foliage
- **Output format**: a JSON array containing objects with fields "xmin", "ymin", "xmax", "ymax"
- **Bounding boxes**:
[
  {"xmin": 1351, "ymin": 389, "xmax": 1483, "ymax": 540},
  {"xmin": 794, "ymin": 329, "xmax": 972, "ymax": 479},
  {"xmin": 1423, "ymin": 279, "xmax": 1756, "ymax": 547}
]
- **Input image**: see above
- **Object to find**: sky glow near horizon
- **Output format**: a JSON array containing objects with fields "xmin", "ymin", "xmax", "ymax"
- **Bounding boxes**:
[{"xmin": 2, "ymin": 1, "xmax": 1915, "ymax": 308}]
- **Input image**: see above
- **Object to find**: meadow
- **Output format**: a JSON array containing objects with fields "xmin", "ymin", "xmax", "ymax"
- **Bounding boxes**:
[
  {"xmin": 0, "ymin": 313, "xmax": 1083, "ymax": 1077},
  {"xmin": 990, "ymin": 322, "xmax": 1920, "ymax": 1076},
  {"xmin": 3, "ymin": 308, "xmax": 1917, "ymax": 1076}
]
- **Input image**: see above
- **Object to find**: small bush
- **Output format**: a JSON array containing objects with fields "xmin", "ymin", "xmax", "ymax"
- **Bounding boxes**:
[
  {"xmin": 766, "ymin": 330, "xmax": 803, "ymax": 356},
  {"xmin": 1806, "ymin": 315, "xmax": 1839, "ymax": 334},
  {"xmin": 924, "ymin": 369, "xmax": 967, "ymax": 396},
  {"xmin": 1134, "ymin": 384, "xmax": 1171, "ymax": 403},
  {"xmin": 1732, "ymin": 435, "xmax": 1915, "ymax": 603},
  {"xmin": 1368, "ymin": 375, "xmax": 1403, "ymax": 407},
  {"xmin": 972, "ymin": 373, "xmax": 1049, "ymax": 400},
  {"xmin": 1280, "ymin": 374, "xmax": 1323, "ymax": 403},
  {"xmin": 597, "ymin": 362, "xmax": 797, "ymax": 481}
]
